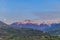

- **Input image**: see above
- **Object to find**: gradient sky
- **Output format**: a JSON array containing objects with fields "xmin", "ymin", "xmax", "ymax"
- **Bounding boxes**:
[{"xmin": 0, "ymin": 0, "xmax": 60, "ymax": 24}]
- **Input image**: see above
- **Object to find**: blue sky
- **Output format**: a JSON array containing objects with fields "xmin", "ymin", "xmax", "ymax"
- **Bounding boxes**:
[{"xmin": 0, "ymin": 0, "xmax": 60, "ymax": 24}]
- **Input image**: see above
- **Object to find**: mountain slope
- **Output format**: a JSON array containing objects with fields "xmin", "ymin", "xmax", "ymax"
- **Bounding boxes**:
[
  {"xmin": 11, "ymin": 22, "xmax": 49, "ymax": 30},
  {"xmin": 45, "ymin": 23, "xmax": 60, "ymax": 35}
]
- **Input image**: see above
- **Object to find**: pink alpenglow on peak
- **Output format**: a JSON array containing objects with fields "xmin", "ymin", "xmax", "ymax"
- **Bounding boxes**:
[{"xmin": 14, "ymin": 20, "xmax": 60, "ymax": 25}]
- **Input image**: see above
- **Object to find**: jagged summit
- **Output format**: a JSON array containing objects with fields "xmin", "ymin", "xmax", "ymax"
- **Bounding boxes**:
[
  {"xmin": 11, "ymin": 20, "xmax": 60, "ymax": 25},
  {"xmin": 15, "ymin": 19, "xmax": 33, "ymax": 24}
]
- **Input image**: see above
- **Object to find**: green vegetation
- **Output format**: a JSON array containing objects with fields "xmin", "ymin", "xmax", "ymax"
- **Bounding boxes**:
[
  {"xmin": 0, "ymin": 27, "xmax": 60, "ymax": 40},
  {"xmin": 0, "ymin": 24, "xmax": 59, "ymax": 40}
]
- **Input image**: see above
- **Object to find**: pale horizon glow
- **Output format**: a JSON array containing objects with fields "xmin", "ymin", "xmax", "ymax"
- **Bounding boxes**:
[{"xmin": 1, "ymin": 19, "xmax": 60, "ymax": 25}]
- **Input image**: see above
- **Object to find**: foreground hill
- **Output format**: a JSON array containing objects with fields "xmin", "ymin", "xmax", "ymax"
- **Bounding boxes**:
[{"xmin": 0, "ymin": 26, "xmax": 60, "ymax": 40}]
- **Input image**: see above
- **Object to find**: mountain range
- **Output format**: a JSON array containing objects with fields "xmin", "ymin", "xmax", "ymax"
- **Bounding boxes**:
[
  {"xmin": 0, "ymin": 20, "xmax": 60, "ymax": 40},
  {"xmin": 0, "ymin": 20, "xmax": 60, "ymax": 35},
  {"xmin": 0, "ymin": 21, "xmax": 51, "ymax": 40},
  {"xmin": 10, "ymin": 20, "xmax": 60, "ymax": 35}
]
